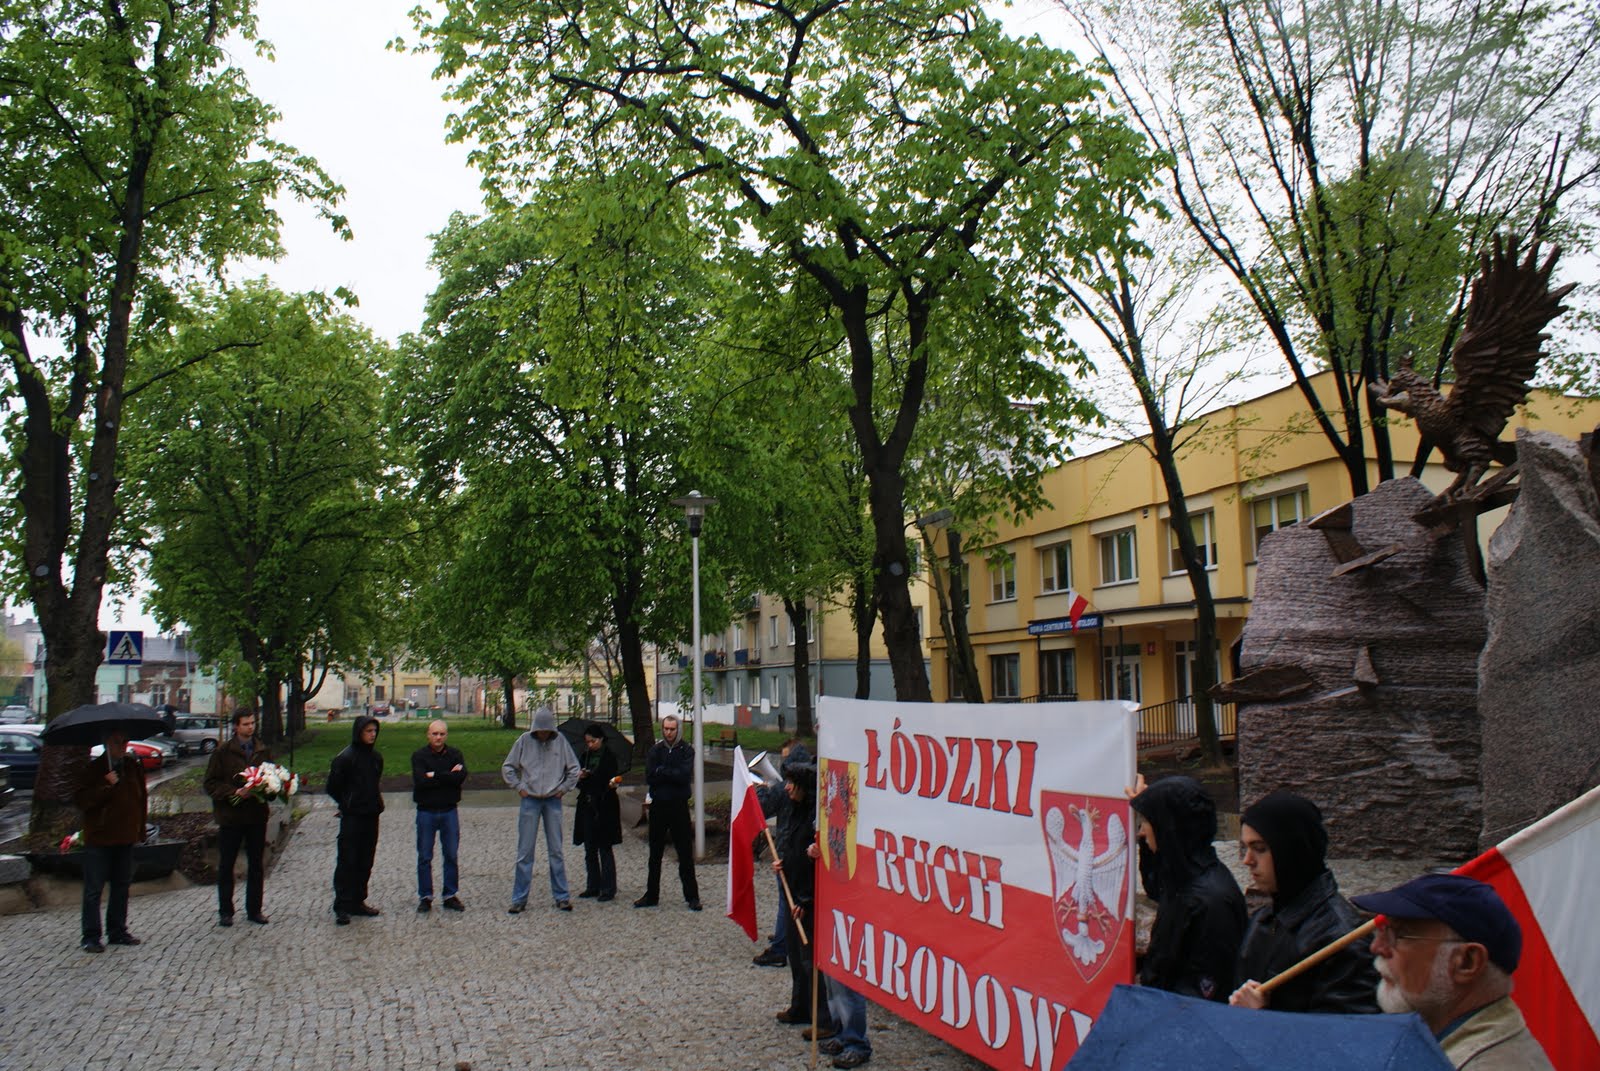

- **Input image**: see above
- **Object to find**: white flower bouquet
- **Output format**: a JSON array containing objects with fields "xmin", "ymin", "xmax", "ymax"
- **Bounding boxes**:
[{"xmin": 235, "ymin": 761, "xmax": 300, "ymax": 804}]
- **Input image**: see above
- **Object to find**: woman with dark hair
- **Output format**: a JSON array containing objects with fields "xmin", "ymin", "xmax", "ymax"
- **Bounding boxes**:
[
  {"xmin": 1130, "ymin": 775, "xmax": 1246, "ymax": 1000},
  {"xmin": 573, "ymin": 723, "xmax": 622, "ymax": 901},
  {"xmin": 773, "ymin": 761, "xmax": 835, "ymax": 1035},
  {"xmin": 1229, "ymin": 790, "xmax": 1379, "ymax": 1013}
]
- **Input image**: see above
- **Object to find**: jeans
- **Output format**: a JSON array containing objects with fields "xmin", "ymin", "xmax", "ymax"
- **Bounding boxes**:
[
  {"xmin": 333, "ymin": 813, "xmax": 380, "ymax": 912},
  {"xmin": 768, "ymin": 873, "xmax": 788, "ymax": 955},
  {"xmin": 81, "ymin": 843, "xmax": 134, "ymax": 943},
  {"xmin": 416, "ymin": 807, "xmax": 460, "ymax": 901},
  {"xmin": 644, "ymin": 797, "xmax": 699, "ymax": 902},
  {"xmin": 511, "ymin": 795, "xmax": 568, "ymax": 905},
  {"xmin": 217, "ymin": 819, "xmax": 267, "ymax": 918},
  {"xmin": 827, "ymin": 975, "xmax": 872, "ymax": 1056}
]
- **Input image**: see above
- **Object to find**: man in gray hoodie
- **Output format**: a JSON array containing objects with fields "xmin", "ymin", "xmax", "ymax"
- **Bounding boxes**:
[{"xmin": 502, "ymin": 706, "xmax": 581, "ymax": 913}]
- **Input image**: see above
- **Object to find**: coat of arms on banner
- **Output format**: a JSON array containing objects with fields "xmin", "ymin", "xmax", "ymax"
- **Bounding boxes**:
[
  {"xmin": 1041, "ymin": 792, "xmax": 1129, "ymax": 980},
  {"xmin": 819, "ymin": 758, "xmax": 859, "ymax": 880}
]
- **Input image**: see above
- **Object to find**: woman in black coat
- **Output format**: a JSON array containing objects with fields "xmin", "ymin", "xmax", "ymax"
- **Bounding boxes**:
[
  {"xmin": 1130, "ymin": 775, "xmax": 1247, "ymax": 1000},
  {"xmin": 773, "ymin": 761, "xmax": 835, "ymax": 1033},
  {"xmin": 573, "ymin": 723, "xmax": 622, "ymax": 901}
]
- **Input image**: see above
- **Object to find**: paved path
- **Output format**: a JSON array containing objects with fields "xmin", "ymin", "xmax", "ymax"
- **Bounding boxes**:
[{"xmin": 0, "ymin": 792, "xmax": 984, "ymax": 1071}]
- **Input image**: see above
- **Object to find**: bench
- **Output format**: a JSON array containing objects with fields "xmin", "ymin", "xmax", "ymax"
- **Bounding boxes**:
[{"xmin": 714, "ymin": 728, "xmax": 738, "ymax": 749}]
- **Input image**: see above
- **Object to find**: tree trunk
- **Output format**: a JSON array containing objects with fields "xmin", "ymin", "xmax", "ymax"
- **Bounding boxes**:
[
  {"xmin": 943, "ymin": 529, "xmax": 985, "ymax": 702},
  {"xmin": 616, "ymin": 609, "xmax": 655, "ymax": 758},
  {"xmin": 785, "ymin": 598, "xmax": 815, "ymax": 738},
  {"xmin": 500, "ymin": 670, "xmax": 518, "ymax": 729},
  {"xmin": 851, "ymin": 572, "xmax": 876, "ymax": 700},
  {"xmin": 258, "ymin": 670, "xmax": 284, "ymax": 746}
]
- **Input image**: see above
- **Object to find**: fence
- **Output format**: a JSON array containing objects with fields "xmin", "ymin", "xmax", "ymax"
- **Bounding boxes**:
[{"xmin": 1135, "ymin": 696, "xmax": 1237, "ymax": 752}]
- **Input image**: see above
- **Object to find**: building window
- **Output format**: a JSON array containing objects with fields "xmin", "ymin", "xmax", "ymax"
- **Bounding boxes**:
[
  {"xmin": 1101, "ymin": 643, "xmax": 1142, "ymax": 702},
  {"xmin": 989, "ymin": 552, "xmax": 1017, "ymax": 602},
  {"xmin": 375, "ymin": 685, "xmax": 386, "ymax": 701},
  {"xmin": 949, "ymin": 661, "xmax": 964, "ymax": 700},
  {"xmin": 149, "ymin": 683, "xmax": 166, "ymax": 707},
  {"xmin": 1253, "ymin": 489, "xmax": 1310, "ymax": 554},
  {"xmin": 769, "ymin": 614, "xmax": 779, "ymax": 647},
  {"xmin": 732, "ymin": 622, "xmax": 744, "ymax": 649},
  {"xmin": 1098, "ymin": 527, "xmax": 1138, "ymax": 585},
  {"xmin": 990, "ymin": 654, "xmax": 1021, "ymax": 700},
  {"xmin": 1168, "ymin": 510, "xmax": 1218, "ymax": 573},
  {"xmin": 1040, "ymin": 542, "xmax": 1072, "ymax": 593},
  {"xmin": 1040, "ymin": 649, "xmax": 1077, "ymax": 699}
]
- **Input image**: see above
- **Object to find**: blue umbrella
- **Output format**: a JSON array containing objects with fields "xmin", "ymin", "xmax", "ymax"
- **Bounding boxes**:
[{"xmin": 1068, "ymin": 985, "xmax": 1453, "ymax": 1071}]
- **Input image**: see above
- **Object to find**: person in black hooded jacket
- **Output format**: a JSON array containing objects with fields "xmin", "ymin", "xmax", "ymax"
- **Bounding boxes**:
[
  {"xmin": 326, "ymin": 715, "xmax": 385, "ymax": 925},
  {"xmin": 1131, "ymin": 775, "xmax": 1246, "ymax": 1000},
  {"xmin": 1229, "ymin": 790, "xmax": 1379, "ymax": 1013},
  {"xmin": 772, "ymin": 761, "xmax": 835, "ymax": 1035}
]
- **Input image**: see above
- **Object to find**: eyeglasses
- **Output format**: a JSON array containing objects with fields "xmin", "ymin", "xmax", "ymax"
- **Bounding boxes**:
[{"xmin": 1373, "ymin": 921, "xmax": 1464, "ymax": 946}]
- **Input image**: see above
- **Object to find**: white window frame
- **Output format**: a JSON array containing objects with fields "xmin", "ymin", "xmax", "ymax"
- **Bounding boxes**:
[
  {"xmin": 769, "ymin": 614, "xmax": 779, "ymax": 648},
  {"xmin": 1098, "ymin": 527, "xmax": 1138, "ymax": 585},
  {"xmin": 990, "ymin": 653, "xmax": 1021, "ymax": 699},
  {"xmin": 1253, "ymin": 489, "xmax": 1311, "ymax": 555},
  {"xmin": 989, "ymin": 552, "xmax": 1017, "ymax": 603},
  {"xmin": 1168, "ymin": 510, "xmax": 1218, "ymax": 573},
  {"xmin": 1039, "ymin": 541, "xmax": 1072, "ymax": 593}
]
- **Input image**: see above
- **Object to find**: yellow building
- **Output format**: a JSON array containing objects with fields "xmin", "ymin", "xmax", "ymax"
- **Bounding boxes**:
[{"xmin": 928, "ymin": 371, "xmax": 1600, "ymax": 730}]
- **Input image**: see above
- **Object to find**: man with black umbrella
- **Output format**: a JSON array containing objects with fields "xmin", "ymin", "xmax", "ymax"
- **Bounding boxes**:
[{"xmin": 73, "ymin": 727, "xmax": 148, "ymax": 953}]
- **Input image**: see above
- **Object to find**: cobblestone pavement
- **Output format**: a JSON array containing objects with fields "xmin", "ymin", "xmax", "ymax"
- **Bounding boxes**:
[{"xmin": 0, "ymin": 793, "xmax": 985, "ymax": 1071}]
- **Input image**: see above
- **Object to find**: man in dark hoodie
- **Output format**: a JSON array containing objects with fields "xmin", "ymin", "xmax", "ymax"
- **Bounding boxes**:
[
  {"xmin": 1129, "ymin": 774, "xmax": 1246, "ymax": 1000},
  {"xmin": 1228, "ymin": 790, "xmax": 1379, "ymax": 1013},
  {"xmin": 326, "ymin": 715, "xmax": 384, "ymax": 925}
]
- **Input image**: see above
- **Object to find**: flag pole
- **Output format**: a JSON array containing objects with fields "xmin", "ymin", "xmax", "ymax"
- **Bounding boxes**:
[
  {"xmin": 1257, "ymin": 917, "xmax": 1379, "ymax": 995},
  {"xmin": 764, "ymin": 826, "xmax": 808, "ymax": 945}
]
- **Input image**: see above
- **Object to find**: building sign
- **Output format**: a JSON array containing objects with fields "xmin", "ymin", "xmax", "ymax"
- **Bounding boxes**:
[
  {"xmin": 106, "ymin": 630, "xmax": 143, "ymax": 665},
  {"xmin": 816, "ymin": 697, "xmax": 1136, "ymax": 1071},
  {"xmin": 1027, "ymin": 614, "xmax": 1102, "ymax": 636}
]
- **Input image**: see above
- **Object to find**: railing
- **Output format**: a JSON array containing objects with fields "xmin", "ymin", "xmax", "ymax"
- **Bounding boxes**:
[{"xmin": 1135, "ymin": 696, "xmax": 1237, "ymax": 752}]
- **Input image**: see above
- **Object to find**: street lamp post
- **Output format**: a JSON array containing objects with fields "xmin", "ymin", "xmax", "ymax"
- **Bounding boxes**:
[{"xmin": 672, "ymin": 491, "xmax": 717, "ymax": 858}]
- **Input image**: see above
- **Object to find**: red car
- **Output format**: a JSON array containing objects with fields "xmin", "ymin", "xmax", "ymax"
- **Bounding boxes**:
[{"xmin": 90, "ymin": 739, "xmax": 166, "ymax": 770}]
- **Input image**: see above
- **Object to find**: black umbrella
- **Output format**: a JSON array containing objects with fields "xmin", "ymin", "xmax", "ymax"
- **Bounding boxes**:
[
  {"xmin": 556, "ymin": 716, "xmax": 633, "ymax": 775},
  {"xmin": 40, "ymin": 701, "xmax": 169, "ymax": 746}
]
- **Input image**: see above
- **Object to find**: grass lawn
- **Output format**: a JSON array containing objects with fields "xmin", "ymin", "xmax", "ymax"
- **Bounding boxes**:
[{"xmin": 283, "ymin": 716, "xmax": 526, "ymax": 785}]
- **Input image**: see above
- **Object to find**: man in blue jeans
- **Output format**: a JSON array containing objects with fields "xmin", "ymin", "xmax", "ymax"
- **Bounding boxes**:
[
  {"xmin": 807, "ymin": 839, "xmax": 873, "ymax": 1067},
  {"xmin": 412, "ymin": 720, "xmax": 467, "ymax": 912},
  {"xmin": 502, "ymin": 707, "xmax": 580, "ymax": 913}
]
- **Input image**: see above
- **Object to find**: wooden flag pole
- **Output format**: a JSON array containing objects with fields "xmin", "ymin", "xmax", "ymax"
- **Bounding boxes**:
[
  {"xmin": 1258, "ymin": 917, "xmax": 1379, "ymax": 995},
  {"xmin": 764, "ymin": 825, "xmax": 808, "ymax": 946}
]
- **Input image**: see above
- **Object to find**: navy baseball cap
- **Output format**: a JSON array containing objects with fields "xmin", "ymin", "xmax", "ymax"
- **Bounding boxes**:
[{"xmin": 1351, "ymin": 873, "xmax": 1522, "ymax": 973}]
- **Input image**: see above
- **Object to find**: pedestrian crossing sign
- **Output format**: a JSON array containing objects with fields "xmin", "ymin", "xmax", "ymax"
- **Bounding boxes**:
[{"xmin": 107, "ymin": 630, "xmax": 143, "ymax": 665}]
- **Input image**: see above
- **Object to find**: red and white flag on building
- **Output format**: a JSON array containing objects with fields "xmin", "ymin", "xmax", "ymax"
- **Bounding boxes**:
[
  {"xmin": 1065, "ymin": 589, "xmax": 1089, "ymax": 626},
  {"xmin": 726, "ymin": 745, "xmax": 767, "ymax": 942},
  {"xmin": 1456, "ymin": 785, "xmax": 1600, "ymax": 1071}
]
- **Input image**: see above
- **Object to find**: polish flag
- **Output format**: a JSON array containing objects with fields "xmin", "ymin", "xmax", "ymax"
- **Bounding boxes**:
[
  {"xmin": 1456, "ymin": 785, "xmax": 1600, "ymax": 1071},
  {"xmin": 1066, "ymin": 588, "xmax": 1090, "ymax": 626},
  {"xmin": 726, "ymin": 745, "xmax": 766, "ymax": 941}
]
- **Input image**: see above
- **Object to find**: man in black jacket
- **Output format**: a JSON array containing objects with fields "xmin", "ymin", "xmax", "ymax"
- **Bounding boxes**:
[
  {"xmin": 327, "ymin": 715, "xmax": 384, "ymax": 925},
  {"xmin": 634, "ymin": 715, "xmax": 700, "ymax": 910},
  {"xmin": 203, "ymin": 710, "xmax": 273, "ymax": 926},
  {"xmin": 412, "ymin": 719, "xmax": 467, "ymax": 913}
]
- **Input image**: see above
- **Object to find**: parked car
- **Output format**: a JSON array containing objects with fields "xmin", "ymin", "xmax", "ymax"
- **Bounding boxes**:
[
  {"xmin": 0, "ymin": 728, "xmax": 44, "ymax": 790},
  {"xmin": 142, "ymin": 736, "xmax": 180, "ymax": 763},
  {"xmin": 90, "ymin": 739, "xmax": 166, "ymax": 771},
  {"xmin": 370, "ymin": 703, "xmax": 391, "ymax": 717},
  {"xmin": 0, "ymin": 705, "xmax": 34, "ymax": 724},
  {"xmin": 168, "ymin": 714, "xmax": 224, "ymax": 754}
]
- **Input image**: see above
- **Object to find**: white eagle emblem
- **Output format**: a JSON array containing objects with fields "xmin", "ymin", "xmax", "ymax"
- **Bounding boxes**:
[{"xmin": 1043, "ymin": 799, "xmax": 1129, "ymax": 976}]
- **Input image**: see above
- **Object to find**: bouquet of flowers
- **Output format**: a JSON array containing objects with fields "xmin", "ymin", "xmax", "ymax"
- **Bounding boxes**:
[
  {"xmin": 58, "ymin": 830, "xmax": 84, "ymax": 853},
  {"xmin": 234, "ymin": 761, "xmax": 300, "ymax": 804}
]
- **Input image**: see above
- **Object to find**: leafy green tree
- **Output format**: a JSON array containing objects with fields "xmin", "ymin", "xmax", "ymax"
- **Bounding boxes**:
[
  {"xmin": 413, "ymin": 0, "xmax": 1160, "ymax": 701},
  {"xmin": 1067, "ymin": 0, "xmax": 1600, "ymax": 495},
  {"xmin": 123, "ymin": 284, "xmax": 395, "ymax": 744},
  {"xmin": 393, "ymin": 175, "xmax": 722, "ymax": 755}
]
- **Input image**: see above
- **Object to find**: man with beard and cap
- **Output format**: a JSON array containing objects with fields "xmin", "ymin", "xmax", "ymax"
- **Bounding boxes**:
[
  {"xmin": 1228, "ymin": 790, "xmax": 1379, "ymax": 1013},
  {"xmin": 1129, "ymin": 774, "xmax": 1247, "ymax": 1000},
  {"xmin": 502, "ymin": 706, "xmax": 581, "ymax": 913},
  {"xmin": 326, "ymin": 715, "xmax": 385, "ymax": 925},
  {"xmin": 1353, "ymin": 874, "xmax": 1553, "ymax": 1070}
]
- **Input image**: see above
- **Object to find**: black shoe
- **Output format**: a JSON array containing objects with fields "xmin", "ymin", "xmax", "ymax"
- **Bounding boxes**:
[
  {"xmin": 819, "ymin": 1039, "xmax": 845, "ymax": 1056},
  {"xmin": 335, "ymin": 912, "xmax": 351, "ymax": 926},
  {"xmin": 247, "ymin": 914, "xmax": 270, "ymax": 925},
  {"xmin": 832, "ymin": 1050, "xmax": 871, "ymax": 1068},
  {"xmin": 107, "ymin": 933, "xmax": 141, "ymax": 946},
  {"xmin": 633, "ymin": 896, "xmax": 658, "ymax": 908},
  {"xmin": 597, "ymin": 892, "xmax": 615, "ymax": 902},
  {"xmin": 418, "ymin": 899, "xmax": 433, "ymax": 913},
  {"xmin": 686, "ymin": 899, "xmax": 702, "ymax": 911},
  {"xmin": 578, "ymin": 889, "xmax": 599, "ymax": 899},
  {"xmin": 355, "ymin": 903, "xmax": 381, "ymax": 917},
  {"xmin": 507, "ymin": 902, "xmax": 527, "ymax": 914},
  {"xmin": 442, "ymin": 896, "xmax": 465, "ymax": 912},
  {"xmin": 218, "ymin": 915, "xmax": 235, "ymax": 928},
  {"xmin": 752, "ymin": 950, "xmax": 787, "ymax": 967},
  {"xmin": 81, "ymin": 940, "xmax": 105, "ymax": 954},
  {"xmin": 775, "ymin": 1009, "xmax": 808, "ymax": 1025},
  {"xmin": 556, "ymin": 900, "xmax": 572, "ymax": 911}
]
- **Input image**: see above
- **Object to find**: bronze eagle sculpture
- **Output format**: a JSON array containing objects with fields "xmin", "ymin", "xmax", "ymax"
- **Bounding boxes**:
[{"xmin": 1370, "ymin": 236, "xmax": 1576, "ymax": 497}]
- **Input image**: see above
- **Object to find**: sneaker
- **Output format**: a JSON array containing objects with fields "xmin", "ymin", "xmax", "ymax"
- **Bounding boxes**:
[
  {"xmin": 247, "ymin": 914, "xmax": 270, "ymax": 925},
  {"xmin": 556, "ymin": 900, "xmax": 572, "ymax": 911},
  {"xmin": 335, "ymin": 913, "xmax": 351, "ymax": 926},
  {"xmin": 686, "ymin": 899, "xmax": 703, "ymax": 911},
  {"xmin": 803, "ymin": 1025, "xmax": 837, "ymax": 1042},
  {"xmin": 418, "ymin": 899, "xmax": 433, "ymax": 913},
  {"xmin": 442, "ymin": 896, "xmax": 466, "ymax": 912},
  {"xmin": 107, "ymin": 933, "xmax": 142, "ymax": 946},
  {"xmin": 752, "ymin": 950, "xmax": 787, "ymax": 967},
  {"xmin": 507, "ymin": 902, "xmax": 527, "ymax": 915},
  {"xmin": 81, "ymin": 940, "xmax": 105, "ymax": 954},
  {"xmin": 819, "ymin": 1039, "xmax": 845, "ymax": 1056},
  {"xmin": 632, "ymin": 896, "xmax": 658, "ymax": 908},
  {"xmin": 832, "ymin": 1049, "xmax": 871, "ymax": 1069},
  {"xmin": 355, "ymin": 903, "xmax": 382, "ymax": 917}
]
